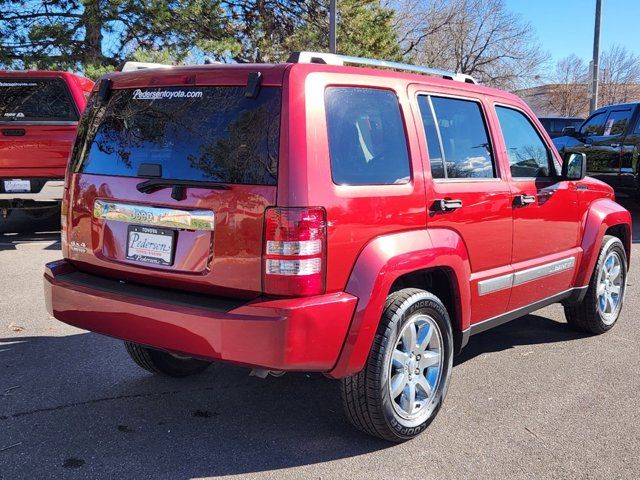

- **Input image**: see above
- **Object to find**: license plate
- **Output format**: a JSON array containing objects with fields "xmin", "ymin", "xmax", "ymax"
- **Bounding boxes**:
[
  {"xmin": 4, "ymin": 179, "xmax": 30, "ymax": 193},
  {"xmin": 126, "ymin": 225, "xmax": 175, "ymax": 266}
]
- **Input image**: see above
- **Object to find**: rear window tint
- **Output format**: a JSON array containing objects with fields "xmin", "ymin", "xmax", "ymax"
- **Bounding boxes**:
[
  {"xmin": 325, "ymin": 87, "xmax": 410, "ymax": 185},
  {"xmin": 427, "ymin": 96, "xmax": 495, "ymax": 179},
  {"xmin": 0, "ymin": 78, "xmax": 77, "ymax": 122},
  {"xmin": 77, "ymin": 86, "xmax": 281, "ymax": 185}
]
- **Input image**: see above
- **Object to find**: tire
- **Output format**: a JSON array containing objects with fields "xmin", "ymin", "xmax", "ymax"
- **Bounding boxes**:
[
  {"xmin": 564, "ymin": 235, "xmax": 627, "ymax": 334},
  {"xmin": 341, "ymin": 288, "xmax": 453, "ymax": 442},
  {"xmin": 124, "ymin": 342, "xmax": 212, "ymax": 377}
]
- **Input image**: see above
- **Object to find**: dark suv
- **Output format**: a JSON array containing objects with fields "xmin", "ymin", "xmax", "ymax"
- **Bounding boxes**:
[
  {"xmin": 45, "ymin": 52, "xmax": 631, "ymax": 442},
  {"xmin": 539, "ymin": 116, "xmax": 584, "ymax": 138},
  {"xmin": 553, "ymin": 102, "xmax": 640, "ymax": 198}
]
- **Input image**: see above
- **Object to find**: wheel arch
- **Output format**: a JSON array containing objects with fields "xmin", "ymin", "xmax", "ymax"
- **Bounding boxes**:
[
  {"xmin": 575, "ymin": 198, "xmax": 632, "ymax": 288},
  {"xmin": 327, "ymin": 228, "xmax": 471, "ymax": 379}
]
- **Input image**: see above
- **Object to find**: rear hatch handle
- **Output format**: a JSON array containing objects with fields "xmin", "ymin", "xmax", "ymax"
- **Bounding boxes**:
[{"xmin": 136, "ymin": 178, "xmax": 230, "ymax": 201}]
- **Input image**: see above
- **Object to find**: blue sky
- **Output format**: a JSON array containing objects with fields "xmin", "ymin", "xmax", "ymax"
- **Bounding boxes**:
[{"xmin": 505, "ymin": 0, "xmax": 640, "ymax": 64}]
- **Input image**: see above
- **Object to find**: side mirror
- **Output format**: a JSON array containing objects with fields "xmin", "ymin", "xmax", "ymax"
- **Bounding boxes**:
[
  {"xmin": 562, "ymin": 126, "xmax": 577, "ymax": 137},
  {"xmin": 562, "ymin": 152, "xmax": 587, "ymax": 180}
]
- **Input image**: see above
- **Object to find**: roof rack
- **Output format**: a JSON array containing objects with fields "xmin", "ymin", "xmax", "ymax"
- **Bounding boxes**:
[
  {"xmin": 287, "ymin": 51, "xmax": 477, "ymax": 85},
  {"xmin": 119, "ymin": 61, "xmax": 173, "ymax": 73}
]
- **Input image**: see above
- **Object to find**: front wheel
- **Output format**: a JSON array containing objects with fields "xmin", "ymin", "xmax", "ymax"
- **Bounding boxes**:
[
  {"xmin": 341, "ymin": 288, "xmax": 453, "ymax": 442},
  {"xmin": 564, "ymin": 235, "xmax": 627, "ymax": 334}
]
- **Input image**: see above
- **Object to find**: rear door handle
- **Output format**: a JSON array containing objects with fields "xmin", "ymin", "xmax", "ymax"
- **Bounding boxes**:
[
  {"xmin": 435, "ymin": 199, "xmax": 463, "ymax": 212},
  {"xmin": 610, "ymin": 143, "xmax": 620, "ymax": 148},
  {"xmin": 515, "ymin": 194, "xmax": 536, "ymax": 206}
]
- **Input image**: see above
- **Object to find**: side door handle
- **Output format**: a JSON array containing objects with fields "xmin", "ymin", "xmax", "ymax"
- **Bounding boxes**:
[
  {"xmin": 610, "ymin": 143, "xmax": 620, "ymax": 148},
  {"xmin": 434, "ymin": 199, "xmax": 463, "ymax": 212},
  {"xmin": 514, "ymin": 194, "xmax": 536, "ymax": 206}
]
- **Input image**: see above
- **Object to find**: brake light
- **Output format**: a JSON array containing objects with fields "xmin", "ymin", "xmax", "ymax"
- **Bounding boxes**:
[{"xmin": 263, "ymin": 207, "xmax": 326, "ymax": 296}]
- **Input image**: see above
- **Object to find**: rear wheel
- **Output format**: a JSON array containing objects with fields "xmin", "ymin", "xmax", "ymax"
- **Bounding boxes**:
[
  {"xmin": 564, "ymin": 235, "xmax": 627, "ymax": 334},
  {"xmin": 124, "ymin": 342, "xmax": 212, "ymax": 377},
  {"xmin": 341, "ymin": 288, "xmax": 453, "ymax": 442}
]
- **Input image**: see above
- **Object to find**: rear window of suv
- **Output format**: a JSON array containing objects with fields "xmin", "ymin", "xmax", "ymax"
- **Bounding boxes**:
[
  {"xmin": 76, "ymin": 86, "xmax": 281, "ymax": 185},
  {"xmin": 0, "ymin": 78, "xmax": 78, "ymax": 122}
]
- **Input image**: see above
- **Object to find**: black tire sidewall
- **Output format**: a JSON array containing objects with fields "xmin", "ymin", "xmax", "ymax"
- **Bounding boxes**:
[
  {"xmin": 379, "ymin": 293, "xmax": 453, "ymax": 439},
  {"xmin": 147, "ymin": 348, "xmax": 211, "ymax": 377}
]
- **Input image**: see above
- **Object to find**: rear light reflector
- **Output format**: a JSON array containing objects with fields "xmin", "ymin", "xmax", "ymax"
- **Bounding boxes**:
[
  {"xmin": 265, "ymin": 258, "xmax": 322, "ymax": 275},
  {"xmin": 263, "ymin": 207, "xmax": 326, "ymax": 296}
]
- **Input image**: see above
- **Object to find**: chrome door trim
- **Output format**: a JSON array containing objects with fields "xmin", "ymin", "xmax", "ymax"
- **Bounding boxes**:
[
  {"xmin": 477, "ymin": 256, "xmax": 576, "ymax": 296},
  {"xmin": 93, "ymin": 200, "xmax": 215, "ymax": 231},
  {"xmin": 477, "ymin": 273, "xmax": 513, "ymax": 295},
  {"xmin": 513, "ymin": 257, "xmax": 575, "ymax": 286}
]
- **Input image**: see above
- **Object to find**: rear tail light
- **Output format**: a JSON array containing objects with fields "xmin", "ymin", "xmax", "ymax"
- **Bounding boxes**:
[{"xmin": 263, "ymin": 207, "xmax": 327, "ymax": 296}]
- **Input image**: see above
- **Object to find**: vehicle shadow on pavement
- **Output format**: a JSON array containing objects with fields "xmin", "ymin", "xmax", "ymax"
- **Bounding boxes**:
[
  {"xmin": 455, "ymin": 313, "xmax": 589, "ymax": 366},
  {"xmin": 0, "ymin": 333, "xmax": 391, "ymax": 478},
  {"xmin": 0, "ymin": 210, "xmax": 61, "ymax": 250}
]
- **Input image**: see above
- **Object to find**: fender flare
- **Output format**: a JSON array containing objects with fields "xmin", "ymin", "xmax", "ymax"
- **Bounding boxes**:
[
  {"xmin": 574, "ymin": 198, "xmax": 632, "ymax": 288},
  {"xmin": 327, "ymin": 229, "xmax": 471, "ymax": 379}
]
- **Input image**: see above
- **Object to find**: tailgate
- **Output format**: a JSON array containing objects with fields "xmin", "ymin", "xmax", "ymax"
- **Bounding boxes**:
[
  {"xmin": 64, "ymin": 77, "xmax": 283, "ymax": 299},
  {"xmin": 67, "ymin": 174, "xmax": 275, "ymax": 298},
  {"xmin": 0, "ymin": 124, "xmax": 76, "ymax": 177}
]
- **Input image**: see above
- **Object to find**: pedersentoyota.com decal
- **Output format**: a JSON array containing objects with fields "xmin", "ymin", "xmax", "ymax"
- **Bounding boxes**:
[{"xmin": 132, "ymin": 89, "xmax": 203, "ymax": 100}]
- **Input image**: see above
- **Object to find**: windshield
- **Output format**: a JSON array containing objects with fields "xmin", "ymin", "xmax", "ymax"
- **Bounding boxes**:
[
  {"xmin": 0, "ymin": 78, "xmax": 78, "ymax": 122},
  {"xmin": 76, "ymin": 86, "xmax": 281, "ymax": 185}
]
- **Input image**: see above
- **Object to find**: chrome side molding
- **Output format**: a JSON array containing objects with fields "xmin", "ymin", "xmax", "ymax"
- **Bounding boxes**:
[
  {"xmin": 478, "ymin": 256, "xmax": 576, "ymax": 296},
  {"xmin": 93, "ymin": 200, "xmax": 215, "ymax": 231}
]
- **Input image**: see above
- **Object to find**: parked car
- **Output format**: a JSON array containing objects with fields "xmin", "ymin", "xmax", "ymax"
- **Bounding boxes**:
[
  {"xmin": 553, "ymin": 102, "xmax": 640, "ymax": 198},
  {"xmin": 0, "ymin": 70, "xmax": 93, "ymax": 219},
  {"xmin": 44, "ymin": 52, "xmax": 631, "ymax": 442},
  {"xmin": 538, "ymin": 116, "xmax": 584, "ymax": 138}
]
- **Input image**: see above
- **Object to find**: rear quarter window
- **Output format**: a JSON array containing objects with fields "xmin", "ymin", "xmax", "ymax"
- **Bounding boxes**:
[
  {"xmin": 0, "ymin": 78, "xmax": 78, "ymax": 122},
  {"xmin": 325, "ymin": 87, "xmax": 410, "ymax": 185}
]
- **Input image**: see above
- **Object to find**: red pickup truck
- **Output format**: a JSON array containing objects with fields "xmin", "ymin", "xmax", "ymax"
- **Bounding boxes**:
[
  {"xmin": 0, "ymin": 70, "xmax": 93, "ymax": 219},
  {"xmin": 44, "ymin": 53, "xmax": 631, "ymax": 442}
]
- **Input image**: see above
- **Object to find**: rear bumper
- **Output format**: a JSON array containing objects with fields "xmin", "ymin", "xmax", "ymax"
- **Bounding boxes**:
[
  {"xmin": 0, "ymin": 179, "xmax": 64, "ymax": 203},
  {"xmin": 44, "ymin": 260, "xmax": 358, "ymax": 372}
]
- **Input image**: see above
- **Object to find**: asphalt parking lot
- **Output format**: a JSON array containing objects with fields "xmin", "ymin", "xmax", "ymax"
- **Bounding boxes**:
[{"xmin": 1, "ymin": 204, "xmax": 639, "ymax": 480}]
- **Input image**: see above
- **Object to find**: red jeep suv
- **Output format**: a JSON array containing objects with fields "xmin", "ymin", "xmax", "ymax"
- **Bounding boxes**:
[
  {"xmin": 0, "ymin": 70, "xmax": 93, "ymax": 219},
  {"xmin": 44, "ymin": 53, "xmax": 631, "ymax": 442}
]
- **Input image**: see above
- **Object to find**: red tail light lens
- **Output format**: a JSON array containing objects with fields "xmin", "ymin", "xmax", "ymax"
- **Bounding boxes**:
[{"xmin": 263, "ymin": 207, "xmax": 326, "ymax": 296}]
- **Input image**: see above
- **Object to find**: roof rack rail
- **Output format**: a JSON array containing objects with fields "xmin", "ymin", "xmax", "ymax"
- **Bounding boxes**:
[
  {"xmin": 287, "ymin": 51, "xmax": 477, "ymax": 85},
  {"xmin": 119, "ymin": 61, "xmax": 173, "ymax": 73}
]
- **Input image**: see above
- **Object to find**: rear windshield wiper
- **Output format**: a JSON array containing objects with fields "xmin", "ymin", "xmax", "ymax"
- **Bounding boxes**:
[{"xmin": 136, "ymin": 178, "xmax": 230, "ymax": 201}]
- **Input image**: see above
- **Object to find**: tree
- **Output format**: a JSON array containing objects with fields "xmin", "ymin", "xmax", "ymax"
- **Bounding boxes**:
[
  {"xmin": 598, "ymin": 44, "xmax": 640, "ymax": 106},
  {"xmin": 0, "ymin": 0, "xmax": 229, "ymax": 73},
  {"xmin": 0, "ymin": 0, "xmax": 401, "ymax": 75},
  {"xmin": 394, "ymin": 0, "xmax": 549, "ymax": 90},
  {"xmin": 219, "ymin": 0, "xmax": 401, "ymax": 62},
  {"xmin": 543, "ymin": 55, "xmax": 589, "ymax": 117}
]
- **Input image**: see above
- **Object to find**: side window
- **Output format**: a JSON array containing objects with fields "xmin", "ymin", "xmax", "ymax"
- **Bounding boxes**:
[
  {"xmin": 417, "ymin": 96, "xmax": 445, "ymax": 178},
  {"xmin": 325, "ymin": 87, "xmax": 410, "ymax": 185},
  {"xmin": 421, "ymin": 96, "xmax": 495, "ymax": 179},
  {"xmin": 603, "ymin": 110, "xmax": 632, "ymax": 136},
  {"xmin": 495, "ymin": 106, "xmax": 554, "ymax": 178},
  {"xmin": 580, "ymin": 111, "xmax": 607, "ymax": 136}
]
